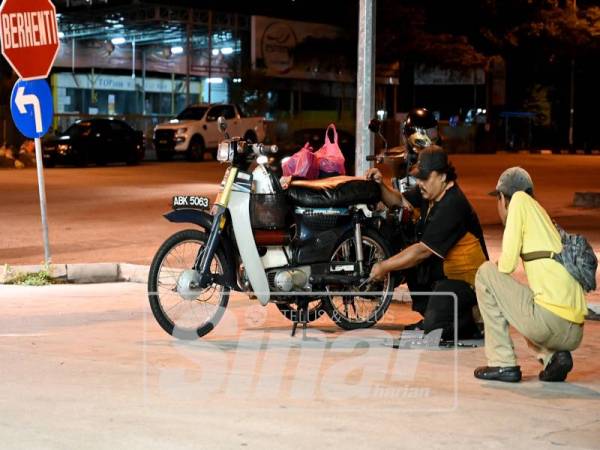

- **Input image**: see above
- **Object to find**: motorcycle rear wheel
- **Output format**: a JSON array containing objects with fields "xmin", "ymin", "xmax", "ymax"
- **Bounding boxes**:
[
  {"xmin": 148, "ymin": 229, "xmax": 230, "ymax": 339},
  {"xmin": 324, "ymin": 228, "xmax": 393, "ymax": 330}
]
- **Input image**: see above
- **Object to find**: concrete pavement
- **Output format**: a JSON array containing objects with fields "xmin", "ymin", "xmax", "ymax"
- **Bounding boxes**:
[
  {"xmin": 0, "ymin": 282, "xmax": 599, "ymax": 449},
  {"xmin": 1, "ymin": 155, "xmax": 599, "ymax": 449}
]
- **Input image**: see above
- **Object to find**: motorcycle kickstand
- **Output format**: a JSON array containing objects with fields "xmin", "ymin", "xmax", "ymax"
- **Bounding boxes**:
[{"xmin": 291, "ymin": 298, "xmax": 309, "ymax": 339}]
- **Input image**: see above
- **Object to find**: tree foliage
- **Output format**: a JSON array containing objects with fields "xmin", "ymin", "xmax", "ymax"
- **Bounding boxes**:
[
  {"xmin": 377, "ymin": 1, "xmax": 488, "ymax": 69},
  {"xmin": 480, "ymin": 1, "xmax": 600, "ymax": 58}
]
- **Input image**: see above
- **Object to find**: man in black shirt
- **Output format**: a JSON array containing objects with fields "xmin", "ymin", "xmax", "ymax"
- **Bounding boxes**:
[{"xmin": 366, "ymin": 146, "xmax": 488, "ymax": 340}]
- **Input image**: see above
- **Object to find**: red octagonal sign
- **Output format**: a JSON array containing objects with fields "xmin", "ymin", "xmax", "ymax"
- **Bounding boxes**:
[{"xmin": 0, "ymin": 0, "xmax": 60, "ymax": 80}]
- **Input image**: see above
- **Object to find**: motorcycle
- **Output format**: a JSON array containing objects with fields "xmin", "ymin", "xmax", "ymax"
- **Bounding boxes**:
[{"xmin": 148, "ymin": 117, "xmax": 397, "ymax": 339}]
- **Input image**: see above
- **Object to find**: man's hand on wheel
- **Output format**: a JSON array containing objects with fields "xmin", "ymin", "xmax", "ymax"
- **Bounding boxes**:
[{"xmin": 369, "ymin": 262, "xmax": 387, "ymax": 281}]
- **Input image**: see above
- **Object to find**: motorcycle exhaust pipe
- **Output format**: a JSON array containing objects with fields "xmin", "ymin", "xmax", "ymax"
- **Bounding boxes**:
[{"xmin": 309, "ymin": 274, "xmax": 362, "ymax": 285}]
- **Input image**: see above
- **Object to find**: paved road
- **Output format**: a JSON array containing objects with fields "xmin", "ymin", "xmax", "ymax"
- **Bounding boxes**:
[
  {"xmin": 1, "ymin": 154, "xmax": 599, "ymax": 265},
  {"xmin": 1, "ymin": 283, "xmax": 599, "ymax": 449}
]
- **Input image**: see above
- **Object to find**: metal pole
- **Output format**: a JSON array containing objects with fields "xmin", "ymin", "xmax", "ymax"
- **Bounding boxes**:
[
  {"xmin": 186, "ymin": 13, "xmax": 192, "ymax": 105},
  {"xmin": 142, "ymin": 49, "xmax": 146, "ymax": 115},
  {"xmin": 355, "ymin": 0, "xmax": 376, "ymax": 176},
  {"xmin": 91, "ymin": 66, "xmax": 95, "ymax": 111},
  {"xmin": 34, "ymin": 137, "xmax": 51, "ymax": 264},
  {"xmin": 71, "ymin": 38, "xmax": 75, "ymax": 73},
  {"xmin": 171, "ymin": 72, "xmax": 175, "ymax": 115},
  {"xmin": 568, "ymin": 58, "xmax": 575, "ymax": 150},
  {"xmin": 132, "ymin": 38, "xmax": 136, "ymax": 79},
  {"xmin": 473, "ymin": 69, "xmax": 477, "ymax": 110},
  {"xmin": 207, "ymin": 10, "xmax": 213, "ymax": 104},
  {"xmin": 234, "ymin": 13, "xmax": 241, "ymax": 82},
  {"xmin": 568, "ymin": 0, "xmax": 576, "ymax": 151}
]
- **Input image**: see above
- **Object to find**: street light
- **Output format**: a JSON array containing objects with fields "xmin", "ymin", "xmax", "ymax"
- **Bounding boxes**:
[
  {"xmin": 111, "ymin": 37, "xmax": 126, "ymax": 45},
  {"xmin": 171, "ymin": 46, "xmax": 184, "ymax": 55}
]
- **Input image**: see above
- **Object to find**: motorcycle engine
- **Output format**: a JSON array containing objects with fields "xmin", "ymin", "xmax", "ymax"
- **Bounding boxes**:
[{"xmin": 268, "ymin": 267, "xmax": 311, "ymax": 292}]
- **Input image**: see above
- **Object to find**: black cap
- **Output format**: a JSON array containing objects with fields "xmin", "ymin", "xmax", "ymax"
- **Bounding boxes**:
[{"xmin": 414, "ymin": 146, "xmax": 448, "ymax": 180}]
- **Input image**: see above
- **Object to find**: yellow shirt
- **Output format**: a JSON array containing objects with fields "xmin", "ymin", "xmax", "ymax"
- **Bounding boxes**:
[
  {"xmin": 444, "ymin": 232, "xmax": 487, "ymax": 286},
  {"xmin": 499, "ymin": 191, "xmax": 587, "ymax": 324}
]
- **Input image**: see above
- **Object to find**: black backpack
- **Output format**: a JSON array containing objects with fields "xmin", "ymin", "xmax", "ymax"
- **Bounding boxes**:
[{"xmin": 522, "ymin": 222, "xmax": 597, "ymax": 293}]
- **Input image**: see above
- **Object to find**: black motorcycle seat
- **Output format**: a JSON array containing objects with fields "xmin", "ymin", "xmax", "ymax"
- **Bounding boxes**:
[{"xmin": 287, "ymin": 176, "xmax": 381, "ymax": 207}]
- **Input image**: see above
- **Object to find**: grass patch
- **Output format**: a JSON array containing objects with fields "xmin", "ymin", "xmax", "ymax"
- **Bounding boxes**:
[{"xmin": 4, "ymin": 264, "xmax": 65, "ymax": 286}]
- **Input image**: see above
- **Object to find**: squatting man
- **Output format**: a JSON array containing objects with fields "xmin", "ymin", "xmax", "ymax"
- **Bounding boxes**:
[{"xmin": 366, "ymin": 146, "xmax": 488, "ymax": 341}]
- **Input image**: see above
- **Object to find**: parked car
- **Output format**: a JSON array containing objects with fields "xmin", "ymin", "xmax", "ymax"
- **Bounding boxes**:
[
  {"xmin": 276, "ymin": 127, "xmax": 356, "ymax": 175},
  {"xmin": 152, "ymin": 103, "xmax": 267, "ymax": 161},
  {"xmin": 42, "ymin": 118, "xmax": 145, "ymax": 167}
]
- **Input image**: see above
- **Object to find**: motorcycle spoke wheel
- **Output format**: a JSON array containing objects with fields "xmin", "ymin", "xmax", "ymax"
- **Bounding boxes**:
[
  {"xmin": 148, "ymin": 230, "xmax": 230, "ymax": 339},
  {"xmin": 325, "ymin": 230, "xmax": 393, "ymax": 330}
]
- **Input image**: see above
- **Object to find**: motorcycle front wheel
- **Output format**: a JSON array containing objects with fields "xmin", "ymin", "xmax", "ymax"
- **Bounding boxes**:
[
  {"xmin": 324, "ymin": 228, "xmax": 393, "ymax": 330},
  {"xmin": 148, "ymin": 229, "xmax": 231, "ymax": 340}
]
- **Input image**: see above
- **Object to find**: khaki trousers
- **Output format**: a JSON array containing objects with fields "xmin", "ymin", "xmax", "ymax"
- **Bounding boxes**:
[{"xmin": 475, "ymin": 261, "xmax": 583, "ymax": 367}]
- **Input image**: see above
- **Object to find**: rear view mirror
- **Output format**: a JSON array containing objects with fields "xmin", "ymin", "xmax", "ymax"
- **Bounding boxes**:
[{"xmin": 368, "ymin": 118, "xmax": 382, "ymax": 134}]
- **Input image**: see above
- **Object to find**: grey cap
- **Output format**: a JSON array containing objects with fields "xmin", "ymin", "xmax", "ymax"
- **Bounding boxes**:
[{"xmin": 489, "ymin": 167, "xmax": 534, "ymax": 197}]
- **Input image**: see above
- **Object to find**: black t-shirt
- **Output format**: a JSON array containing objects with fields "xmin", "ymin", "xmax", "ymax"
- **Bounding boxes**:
[{"xmin": 404, "ymin": 184, "xmax": 488, "ymax": 282}]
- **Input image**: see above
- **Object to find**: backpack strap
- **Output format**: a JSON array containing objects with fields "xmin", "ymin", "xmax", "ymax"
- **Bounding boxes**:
[{"xmin": 521, "ymin": 251, "xmax": 555, "ymax": 262}]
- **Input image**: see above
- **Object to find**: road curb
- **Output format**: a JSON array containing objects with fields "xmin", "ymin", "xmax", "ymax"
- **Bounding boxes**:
[
  {"xmin": 495, "ymin": 149, "xmax": 600, "ymax": 155},
  {"xmin": 573, "ymin": 192, "xmax": 600, "ymax": 208},
  {"xmin": 0, "ymin": 263, "xmax": 150, "ymax": 284}
]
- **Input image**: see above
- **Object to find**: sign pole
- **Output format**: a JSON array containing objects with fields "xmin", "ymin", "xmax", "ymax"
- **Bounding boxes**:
[
  {"xmin": 1, "ymin": 0, "xmax": 61, "ymax": 265},
  {"xmin": 34, "ymin": 136, "xmax": 51, "ymax": 264}
]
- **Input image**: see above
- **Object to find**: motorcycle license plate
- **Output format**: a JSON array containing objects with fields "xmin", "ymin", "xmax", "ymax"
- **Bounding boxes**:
[{"xmin": 172, "ymin": 195, "xmax": 210, "ymax": 209}]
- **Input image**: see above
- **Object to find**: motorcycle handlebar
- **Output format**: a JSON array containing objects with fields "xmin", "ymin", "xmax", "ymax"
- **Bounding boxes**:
[
  {"xmin": 367, "ymin": 154, "xmax": 385, "ymax": 164},
  {"xmin": 252, "ymin": 143, "xmax": 278, "ymax": 156}
]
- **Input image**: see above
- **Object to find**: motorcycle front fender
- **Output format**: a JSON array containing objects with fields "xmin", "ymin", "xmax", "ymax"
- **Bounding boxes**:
[
  {"xmin": 164, "ymin": 208, "xmax": 212, "ymax": 230},
  {"xmin": 163, "ymin": 208, "xmax": 240, "ymax": 291}
]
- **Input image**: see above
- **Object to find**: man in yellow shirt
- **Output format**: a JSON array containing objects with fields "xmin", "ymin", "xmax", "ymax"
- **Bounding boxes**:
[{"xmin": 474, "ymin": 167, "xmax": 587, "ymax": 383}]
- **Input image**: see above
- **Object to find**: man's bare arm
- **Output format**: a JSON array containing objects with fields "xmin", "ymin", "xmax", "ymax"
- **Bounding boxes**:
[
  {"xmin": 365, "ymin": 168, "xmax": 412, "ymax": 209},
  {"xmin": 379, "ymin": 242, "xmax": 433, "ymax": 273},
  {"xmin": 380, "ymin": 181, "xmax": 404, "ymax": 208}
]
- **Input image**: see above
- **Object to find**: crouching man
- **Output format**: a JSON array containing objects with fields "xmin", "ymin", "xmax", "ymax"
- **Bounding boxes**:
[
  {"xmin": 367, "ymin": 146, "xmax": 488, "ymax": 341},
  {"xmin": 474, "ymin": 167, "xmax": 587, "ymax": 383}
]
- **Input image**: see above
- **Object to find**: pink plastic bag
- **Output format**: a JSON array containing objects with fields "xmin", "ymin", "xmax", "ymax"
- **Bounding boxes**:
[
  {"xmin": 282, "ymin": 142, "xmax": 319, "ymax": 179},
  {"xmin": 315, "ymin": 124, "xmax": 346, "ymax": 176}
]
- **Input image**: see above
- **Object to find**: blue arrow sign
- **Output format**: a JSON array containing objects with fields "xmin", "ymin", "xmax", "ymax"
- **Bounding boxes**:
[{"xmin": 10, "ymin": 79, "xmax": 54, "ymax": 139}]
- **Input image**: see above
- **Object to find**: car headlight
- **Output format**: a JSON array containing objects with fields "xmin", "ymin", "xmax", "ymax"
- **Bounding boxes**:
[
  {"xmin": 57, "ymin": 144, "xmax": 71, "ymax": 154},
  {"xmin": 217, "ymin": 141, "xmax": 233, "ymax": 162},
  {"xmin": 176, "ymin": 128, "xmax": 188, "ymax": 136}
]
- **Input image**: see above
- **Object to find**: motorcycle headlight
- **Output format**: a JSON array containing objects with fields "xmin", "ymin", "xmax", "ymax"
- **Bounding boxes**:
[{"xmin": 217, "ymin": 141, "xmax": 233, "ymax": 162}]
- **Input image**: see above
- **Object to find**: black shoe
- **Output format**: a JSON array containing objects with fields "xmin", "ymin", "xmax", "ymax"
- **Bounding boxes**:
[
  {"xmin": 539, "ymin": 351, "xmax": 573, "ymax": 382},
  {"xmin": 474, "ymin": 366, "xmax": 522, "ymax": 382},
  {"xmin": 403, "ymin": 320, "xmax": 424, "ymax": 331}
]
